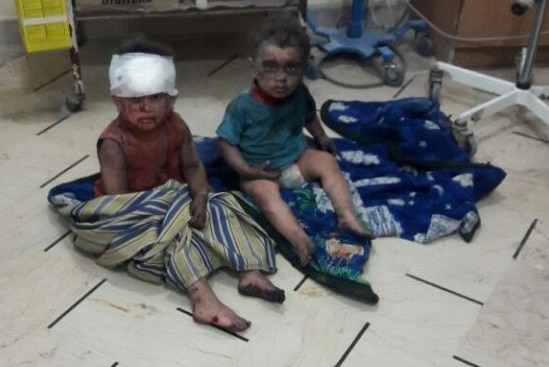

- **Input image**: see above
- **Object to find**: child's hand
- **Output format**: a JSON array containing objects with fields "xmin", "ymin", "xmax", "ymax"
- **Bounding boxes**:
[
  {"xmin": 189, "ymin": 194, "xmax": 207, "ymax": 230},
  {"xmin": 242, "ymin": 161, "xmax": 281, "ymax": 181},
  {"xmin": 317, "ymin": 136, "xmax": 337, "ymax": 155}
]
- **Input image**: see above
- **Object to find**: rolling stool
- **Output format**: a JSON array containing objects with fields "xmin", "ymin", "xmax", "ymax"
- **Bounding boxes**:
[{"xmin": 307, "ymin": 0, "xmax": 432, "ymax": 87}]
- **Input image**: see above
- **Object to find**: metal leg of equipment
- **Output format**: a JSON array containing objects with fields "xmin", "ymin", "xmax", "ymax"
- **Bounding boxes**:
[{"xmin": 429, "ymin": 0, "xmax": 549, "ymax": 156}]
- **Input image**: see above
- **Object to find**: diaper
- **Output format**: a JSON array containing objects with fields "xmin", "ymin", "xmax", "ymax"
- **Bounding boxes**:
[{"xmin": 278, "ymin": 164, "xmax": 306, "ymax": 189}]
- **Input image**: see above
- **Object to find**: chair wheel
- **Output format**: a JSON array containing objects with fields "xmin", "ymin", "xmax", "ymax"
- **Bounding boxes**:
[
  {"xmin": 429, "ymin": 82, "xmax": 441, "ymax": 100},
  {"xmin": 464, "ymin": 134, "xmax": 478, "ymax": 157},
  {"xmin": 428, "ymin": 68, "xmax": 444, "ymax": 100},
  {"xmin": 306, "ymin": 56, "xmax": 321, "ymax": 80},
  {"xmin": 384, "ymin": 64, "xmax": 404, "ymax": 87},
  {"xmin": 415, "ymin": 33, "xmax": 434, "ymax": 57},
  {"xmin": 66, "ymin": 96, "xmax": 83, "ymax": 112}
]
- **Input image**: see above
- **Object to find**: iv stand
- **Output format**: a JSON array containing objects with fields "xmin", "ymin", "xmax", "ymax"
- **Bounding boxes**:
[{"xmin": 432, "ymin": 0, "xmax": 549, "ymax": 155}]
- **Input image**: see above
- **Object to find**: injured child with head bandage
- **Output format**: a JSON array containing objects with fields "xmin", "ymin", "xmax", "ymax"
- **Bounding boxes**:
[{"xmin": 75, "ymin": 36, "xmax": 285, "ymax": 332}]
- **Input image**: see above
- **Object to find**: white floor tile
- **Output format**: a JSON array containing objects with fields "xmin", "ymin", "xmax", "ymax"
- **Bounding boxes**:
[{"xmin": 456, "ymin": 220, "xmax": 549, "ymax": 367}]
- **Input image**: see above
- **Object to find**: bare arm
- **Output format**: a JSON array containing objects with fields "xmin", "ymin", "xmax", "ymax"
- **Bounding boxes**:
[
  {"xmin": 180, "ymin": 123, "xmax": 209, "ymax": 229},
  {"xmin": 303, "ymin": 88, "xmax": 336, "ymax": 155},
  {"xmin": 180, "ymin": 124, "xmax": 208, "ymax": 199},
  {"xmin": 98, "ymin": 139, "xmax": 128, "ymax": 194},
  {"xmin": 305, "ymin": 115, "xmax": 336, "ymax": 155},
  {"xmin": 217, "ymin": 138, "xmax": 280, "ymax": 180}
]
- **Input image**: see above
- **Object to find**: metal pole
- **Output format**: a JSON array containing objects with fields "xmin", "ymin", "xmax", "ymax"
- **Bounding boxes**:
[{"xmin": 517, "ymin": 0, "xmax": 547, "ymax": 89}]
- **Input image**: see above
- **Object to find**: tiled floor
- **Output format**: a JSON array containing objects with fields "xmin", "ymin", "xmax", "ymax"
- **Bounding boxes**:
[{"xmin": 1, "ymin": 26, "xmax": 549, "ymax": 367}]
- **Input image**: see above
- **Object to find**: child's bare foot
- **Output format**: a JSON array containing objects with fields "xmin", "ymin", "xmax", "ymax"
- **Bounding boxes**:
[
  {"xmin": 338, "ymin": 215, "xmax": 375, "ymax": 240},
  {"xmin": 238, "ymin": 270, "xmax": 285, "ymax": 303},
  {"xmin": 294, "ymin": 239, "xmax": 315, "ymax": 266},
  {"xmin": 188, "ymin": 278, "xmax": 251, "ymax": 332},
  {"xmin": 193, "ymin": 300, "xmax": 251, "ymax": 331}
]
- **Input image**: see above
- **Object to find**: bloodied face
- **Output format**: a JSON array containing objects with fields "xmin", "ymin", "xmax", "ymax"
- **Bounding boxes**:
[
  {"xmin": 252, "ymin": 44, "xmax": 306, "ymax": 99},
  {"xmin": 113, "ymin": 93, "xmax": 175, "ymax": 132}
]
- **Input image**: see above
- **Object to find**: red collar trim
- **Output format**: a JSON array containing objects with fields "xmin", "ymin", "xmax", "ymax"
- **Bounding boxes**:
[{"xmin": 250, "ymin": 81, "xmax": 291, "ymax": 106}]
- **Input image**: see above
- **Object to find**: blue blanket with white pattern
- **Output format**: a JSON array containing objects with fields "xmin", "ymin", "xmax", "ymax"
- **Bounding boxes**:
[
  {"xmin": 200, "ymin": 97, "xmax": 506, "ymax": 245},
  {"xmin": 320, "ymin": 97, "xmax": 506, "ymax": 243}
]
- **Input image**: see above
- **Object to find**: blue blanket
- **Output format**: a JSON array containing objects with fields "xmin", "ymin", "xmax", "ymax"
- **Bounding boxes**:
[
  {"xmin": 199, "ymin": 98, "xmax": 505, "ymax": 245},
  {"xmin": 317, "ymin": 98, "xmax": 506, "ymax": 243}
]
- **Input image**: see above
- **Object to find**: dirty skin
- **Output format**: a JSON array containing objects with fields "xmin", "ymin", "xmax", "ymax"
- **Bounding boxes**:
[{"xmin": 238, "ymin": 270, "xmax": 286, "ymax": 303}]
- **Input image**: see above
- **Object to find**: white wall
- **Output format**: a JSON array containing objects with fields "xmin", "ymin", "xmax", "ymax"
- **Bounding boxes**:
[
  {"xmin": 0, "ymin": 1, "xmax": 20, "ymax": 50},
  {"xmin": 0, "ymin": 1, "xmax": 17, "ymax": 20}
]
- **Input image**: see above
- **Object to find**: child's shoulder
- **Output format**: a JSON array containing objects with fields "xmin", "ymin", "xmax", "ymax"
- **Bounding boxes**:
[
  {"xmin": 231, "ymin": 88, "xmax": 253, "ymax": 103},
  {"xmin": 170, "ymin": 111, "xmax": 185, "ymax": 123},
  {"xmin": 168, "ymin": 111, "xmax": 191, "ymax": 132},
  {"xmin": 226, "ymin": 89, "xmax": 255, "ymax": 110}
]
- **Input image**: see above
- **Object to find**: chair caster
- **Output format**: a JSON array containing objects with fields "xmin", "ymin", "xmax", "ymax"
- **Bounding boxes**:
[
  {"xmin": 428, "ymin": 67, "xmax": 444, "ymax": 101},
  {"xmin": 384, "ymin": 63, "xmax": 404, "ymax": 87},
  {"xmin": 66, "ymin": 94, "xmax": 84, "ymax": 112},
  {"xmin": 464, "ymin": 134, "xmax": 478, "ymax": 157},
  {"xmin": 306, "ymin": 56, "xmax": 321, "ymax": 80},
  {"xmin": 453, "ymin": 119, "xmax": 478, "ymax": 157},
  {"xmin": 415, "ymin": 32, "xmax": 434, "ymax": 57}
]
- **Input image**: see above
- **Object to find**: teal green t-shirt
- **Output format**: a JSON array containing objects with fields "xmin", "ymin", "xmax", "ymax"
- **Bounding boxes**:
[{"xmin": 216, "ymin": 84, "xmax": 315, "ymax": 169}]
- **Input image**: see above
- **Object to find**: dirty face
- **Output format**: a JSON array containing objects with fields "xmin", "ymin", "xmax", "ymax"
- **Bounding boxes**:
[
  {"xmin": 252, "ymin": 44, "xmax": 305, "ymax": 99},
  {"xmin": 114, "ymin": 93, "xmax": 174, "ymax": 132}
]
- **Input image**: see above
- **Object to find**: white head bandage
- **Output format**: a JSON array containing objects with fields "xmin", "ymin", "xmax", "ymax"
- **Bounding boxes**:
[{"xmin": 109, "ymin": 52, "xmax": 178, "ymax": 97}]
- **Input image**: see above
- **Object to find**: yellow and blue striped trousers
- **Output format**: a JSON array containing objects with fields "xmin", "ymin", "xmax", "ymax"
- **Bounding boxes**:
[{"xmin": 70, "ymin": 180, "xmax": 277, "ymax": 290}]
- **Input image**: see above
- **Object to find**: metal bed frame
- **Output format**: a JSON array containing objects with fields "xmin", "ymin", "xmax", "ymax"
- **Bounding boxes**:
[{"xmin": 64, "ymin": 0, "xmax": 307, "ymax": 112}]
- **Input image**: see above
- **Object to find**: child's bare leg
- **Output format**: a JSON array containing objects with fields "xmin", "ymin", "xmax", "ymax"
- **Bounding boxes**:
[
  {"xmin": 241, "ymin": 179, "xmax": 314, "ymax": 266},
  {"xmin": 297, "ymin": 149, "xmax": 374, "ymax": 239},
  {"xmin": 188, "ymin": 277, "xmax": 251, "ymax": 331},
  {"xmin": 238, "ymin": 270, "xmax": 285, "ymax": 303}
]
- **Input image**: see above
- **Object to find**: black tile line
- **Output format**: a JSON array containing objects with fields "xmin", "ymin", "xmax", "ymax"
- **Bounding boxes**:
[
  {"xmin": 34, "ymin": 69, "xmax": 71, "ymax": 92},
  {"xmin": 43, "ymin": 230, "xmax": 72, "ymax": 252},
  {"xmin": 36, "ymin": 114, "xmax": 71, "ymax": 136},
  {"xmin": 453, "ymin": 355, "xmax": 483, "ymax": 367},
  {"xmin": 39, "ymin": 155, "xmax": 89, "ymax": 189},
  {"xmin": 207, "ymin": 54, "xmax": 239, "ymax": 77},
  {"xmin": 109, "ymin": 362, "xmax": 119, "ymax": 367},
  {"xmin": 176, "ymin": 307, "xmax": 249, "ymax": 342},
  {"xmin": 333, "ymin": 322, "xmax": 370, "ymax": 367},
  {"xmin": 405, "ymin": 274, "xmax": 484, "ymax": 306},
  {"xmin": 512, "ymin": 131, "xmax": 549, "ymax": 144},
  {"xmin": 513, "ymin": 218, "xmax": 538, "ymax": 260},
  {"xmin": 293, "ymin": 275, "xmax": 309, "ymax": 291},
  {"xmin": 47, "ymin": 278, "xmax": 108, "ymax": 329},
  {"xmin": 392, "ymin": 74, "xmax": 415, "ymax": 99}
]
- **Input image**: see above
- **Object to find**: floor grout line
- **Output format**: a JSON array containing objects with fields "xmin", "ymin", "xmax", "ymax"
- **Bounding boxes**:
[
  {"xmin": 513, "ymin": 218, "xmax": 538, "ymax": 260},
  {"xmin": 36, "ymin": 114, "xmax": 72, "ymax": 136},
  {"xmin": 47, "ymin": 278, "xmax": 108, "ymax": 329},
  {"xmin": 293, "ymin": 275, "xmax": 309, "ymax": 291},
  {"xmin": 453, "ymin": 355, "xmax": 483, "ymax": 367},
  {"xmin": 33, "ymin": 69, "xmax": 71, "ymax": 92},
  {"xmin": 39, "ymin": 155, "xmax": 89, "ymax": 189},
  {"xmin": 405, "ymin": 273, "xmax": 484, "ymax": 306},
  {"xmin": 512, "ymin": 131, "xmax": 549, "ymax": 145},
  {"xmin": 175, "ymin": 307, "xmax": 249, "ymax": 342},
  {"xmin": 392, "ymin": 74, "xmax": 415, "ymax": 99},
  {"xmin": 43, "ymin": 230, "xmax": 72, "ymax": 252},
  {"xmin": 207, "ymin": 54, "xmax": 239, "ymax": 77},
  {"xmin": 333, "ymin": 322, "xmax": 370, "ymax": 367}
]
